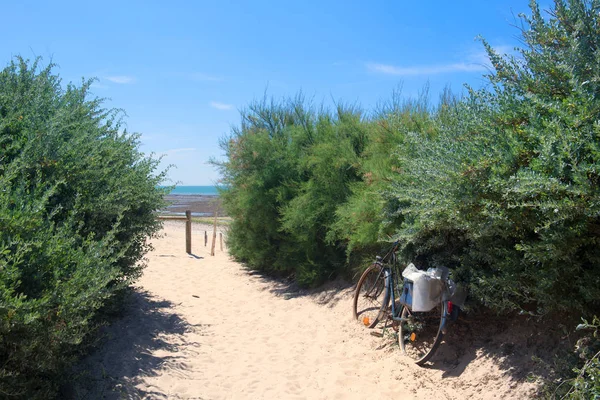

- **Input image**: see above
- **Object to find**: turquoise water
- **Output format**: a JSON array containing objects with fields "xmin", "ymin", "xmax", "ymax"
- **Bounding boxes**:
[{"xmin": 164, "ymin": 186, "xmax": 220, "ymax": 195}]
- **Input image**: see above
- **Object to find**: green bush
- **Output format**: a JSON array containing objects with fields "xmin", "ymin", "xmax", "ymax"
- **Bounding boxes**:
[
  {"xmin": 216, "ymin": 97, "xmax": 304, "ymax": 277},
  {"xmin": 553, "ymin": 316, "xmax": 600, "ymax": 399},
  {"xmin": 0, "ymin": 58, "xmax": 167, "ymax": 398},
  {"xmin": 331, "ymin": 87, "xmax": 454, "ymax": 266},
  {"xmin": 216, "ymin": 0, "xmax": 600, "ymax": 318},
  {"xmin": 215, "ymin": 97, "xmax": 372, "ymax": 285},
  {"xmin": 217, "ymin": 0, "xmax": 600, "ymax": 394},
  {"xmin": 388, "ymin": 0, "xmax": 600, "ymax": 316}
]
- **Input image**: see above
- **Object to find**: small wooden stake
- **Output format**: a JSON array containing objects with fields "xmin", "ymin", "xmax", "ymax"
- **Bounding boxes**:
[
  {"xmin": 220, "ymin": 232, "xmax": 223, "ymax": 251},
  {"xmin": 204, "ymin": 230, "xmax": 207, "ymax": 247},
  {"xmin": 210, "ymin": 212, "xmax": 218, "ymax": 256},
  {"xmin": 185, "ymin": 210, "xmax": 192, "ymax": 254}
]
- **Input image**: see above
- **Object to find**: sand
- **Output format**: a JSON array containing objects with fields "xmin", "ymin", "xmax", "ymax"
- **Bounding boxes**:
[{"xmin": 69, "ymin": 221, "xmax": 539, "ymax": 399}]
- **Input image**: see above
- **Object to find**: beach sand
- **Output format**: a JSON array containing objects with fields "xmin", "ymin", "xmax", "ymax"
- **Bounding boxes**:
[{"xmin": 69, "ymin": 221, "xmax": 538, "ymax": 399}]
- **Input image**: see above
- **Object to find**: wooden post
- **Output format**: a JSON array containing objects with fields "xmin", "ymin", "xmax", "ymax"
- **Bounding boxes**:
[
  {"xmin": 185, "ymin": 210, "xmax": 192, "ymax": 254},
  {"xmin": 210, "ymin": 212, "xmax": 218, "ymax": 256},
  {"xmin": 220, "ymin": 232, "xmax": 223, "ymax": 251},
  {"xmin": 204, "ymin": 230, "xmax": 208, "ymax": 247}
]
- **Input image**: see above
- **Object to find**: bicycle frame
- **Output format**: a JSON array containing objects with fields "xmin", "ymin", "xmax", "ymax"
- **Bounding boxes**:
[{"xmin": 374, "ymin": 243, "xmax": 451, "ymax": 332}]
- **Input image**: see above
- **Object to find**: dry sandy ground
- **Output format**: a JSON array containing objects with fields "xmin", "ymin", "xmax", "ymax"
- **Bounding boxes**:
[{"xmin": 69, "ymin": 222, "xmax": 539, "ymax": 399}]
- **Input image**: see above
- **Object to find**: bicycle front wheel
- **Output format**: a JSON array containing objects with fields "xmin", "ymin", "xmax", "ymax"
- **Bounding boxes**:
[
  {"xmin": 398, "ymin": 302, "xmax": 446, "ymax": 365},
  {"xmin": 353, "ymin": 263, "xmax": 389, "ymax": 328}
]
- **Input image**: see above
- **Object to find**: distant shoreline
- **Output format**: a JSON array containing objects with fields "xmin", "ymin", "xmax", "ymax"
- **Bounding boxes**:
[
  {"xmin": 161, "ymin": 193, "xmax": 224, "ymax": 217},
  {"xmin": 160, "ymin": 185, "xmax": 221, "ymax": 196}
]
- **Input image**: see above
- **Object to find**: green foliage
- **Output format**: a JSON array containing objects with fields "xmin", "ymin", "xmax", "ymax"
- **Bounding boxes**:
[
  {"xmin": 387, "ymin": 0, "xmax": 600, "ymax": 316},
  {"xmin": 331, "ymin": 87, "xmax": 448, "ymax": 262},
  {"xmin": 217, "ymin": 0, "xmax": 599, "ymax": 318},
  {"xmin": 215, "ymin": 97, "xmax": 370, "ymax": 285},
  {"xmin": 554, "ymin": 316, "xmax": 600, "ymax": 399},
  {"xmin": 215, "ymin": 86, "xmax": 453, "ymax": 284},
  {"xmin": 0, "ymin": 57, "xmax": 167, "ymax": 398},
  {"xmin": 217, "ymin": 0, "xmax": 600, "ymax": 394},
  {"xmin": 216, "ymin": 97, "xmax": 303, "ymax": 277}
]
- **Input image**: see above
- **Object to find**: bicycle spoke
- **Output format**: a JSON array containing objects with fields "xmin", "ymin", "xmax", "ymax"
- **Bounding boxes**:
[
  {"xmin": 353, "ymin": 264, "xmax": 389, "ymax": 328},
  {"xmin": 399, "ymin": 303, "xmax": 445, "ymax": 365}
]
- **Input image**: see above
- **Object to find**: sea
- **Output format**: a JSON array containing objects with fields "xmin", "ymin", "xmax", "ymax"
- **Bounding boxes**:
[{"xmin": 163, "ymin": 186, "xmax": 220, "ymax": 196}]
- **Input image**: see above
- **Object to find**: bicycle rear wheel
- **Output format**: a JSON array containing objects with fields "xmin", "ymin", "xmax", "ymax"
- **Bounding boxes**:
[
  {"xmin": 398, "ymin": 302, "xmax": 445, "ymax": 365},
  {"xmin": 353, "ymin": 263, "xmax": 389, "ymax": 328}
]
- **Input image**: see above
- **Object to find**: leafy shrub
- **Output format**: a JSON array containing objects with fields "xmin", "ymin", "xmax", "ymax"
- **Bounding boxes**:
[
  {"xmin": 0, "ymin": 58, "xmax": 167, "ymax": 398},
  {"xmin": 553, "ymin": 316, "xmax": 600, "ymax": 399},
  {"xmin": 568, "ymin": 316, "xmax": 600, "ymax": 399},
  {"xmin": 218, "ymin": 0, "xmax": 599, "ymax": 319},
  {"xmin": 331, "ymin": 87, "xmax": 454, "ymax": 266},
  {"xmin": 217, "ymin": 0, "xmax": 599, "ymax": 394},
  {"xmin": 388, "ymin": 0, "xmax": 600, "ymax": 316},
  {"xmin": 216, "ymin": 97, "xmax": 304, "ymax": 277},
  {"xmin": 216, "ymin": 97, "xmax": 372, "ymax": 285}
]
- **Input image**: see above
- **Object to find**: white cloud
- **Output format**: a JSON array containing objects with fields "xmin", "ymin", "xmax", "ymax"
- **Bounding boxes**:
[
  {"xmin": 191, "ymin": 73, "xmax": 223, "ymax": 82},
  {"xmin": 367, "ymin": 61, "xmax": 487, "ymax": 76},
  {"xmin": 105, "ymin": 75, "xmax": 136, "ymax": 84},
  {"xmin": 210, "ymin": 101, "xmax": 233, "ymax": 110},
  {"xmin": 90, "ymin": 82, "xmax": 108, "ymax": 89},
  {"xmin": 368, "ymin": 45, "xmax": 518, "ymax": 77}
]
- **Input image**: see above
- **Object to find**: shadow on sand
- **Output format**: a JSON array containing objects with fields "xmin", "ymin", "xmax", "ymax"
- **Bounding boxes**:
[
  {"xmin": 64, "ymin": 290, "xmax": 207, "ymax": 400},
  {"xmin": 415, "ymin": 311, "xmax": 574, "ymax": 390},
  {"xmin": 244, "ymin": 268, "xmax": 571, "ymax": 392},
  {"xmin": 243, "ymin": 269, "xmax": 355, "ymax": 308}
]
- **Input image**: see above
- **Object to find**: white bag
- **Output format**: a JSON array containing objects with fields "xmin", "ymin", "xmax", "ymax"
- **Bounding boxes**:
[{"xmin": 402, "ymin": 264, "xmax": 443, "ymax": 312}]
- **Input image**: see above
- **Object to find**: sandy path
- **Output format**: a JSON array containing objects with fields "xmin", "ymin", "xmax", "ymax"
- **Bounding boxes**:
[{"xmin": 70, "ymin": 222, "xmax": 536, "ymax": 399}]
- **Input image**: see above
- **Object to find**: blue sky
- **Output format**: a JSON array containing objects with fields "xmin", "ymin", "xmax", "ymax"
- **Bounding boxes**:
[{"xmin": 1, "ymin": 0, "xmax": 534, "ymax": 185}]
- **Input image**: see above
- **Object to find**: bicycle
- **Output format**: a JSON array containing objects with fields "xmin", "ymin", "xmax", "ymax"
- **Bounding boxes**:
[{"xmin": 352, "ymin": 241, "xmax": 459, "ymax": 365}]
